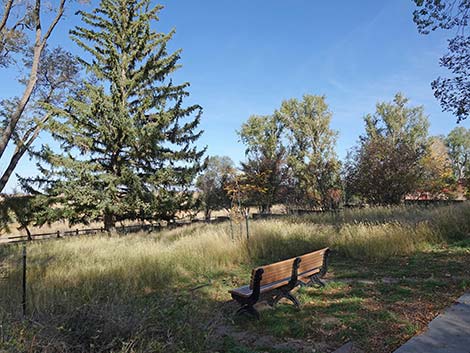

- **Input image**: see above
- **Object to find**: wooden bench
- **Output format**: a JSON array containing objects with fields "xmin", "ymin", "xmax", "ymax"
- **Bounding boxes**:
[{"xmin": 229, "ymin": 247, "xmax": 330, "ymax": 319}]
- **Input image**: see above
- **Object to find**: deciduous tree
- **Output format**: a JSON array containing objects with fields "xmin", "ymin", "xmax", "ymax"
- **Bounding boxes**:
[
  {"xmin": 0, "ymin": 0, "xmax": 75, "ymax": 192},
  {"xmin": 278, "ymin": 95, "xmax": 340, "ymax": 210},
  {"xmin": 196, "ymin": 156, "xmax": 234, "ymax": 221},
  {"xmin": 445, "ymin": 126, "xmax": 470, "ymax": 180},
  {"xmin": 0, "ymin": 47, "xmax": 80, "ymax": 191},
  {"xmin": 413, "ymin": 0, "xmax": 469, "ymax": 122},
  {"xmin": 345, "ymin": 93, "xmax": 430, "ymax": 204},
  {"xmin": 418, "ymin": 136, "xmax": 454, "ymax": 198},
  {"xmin": 238, "ymin": 115, "xmax": 286, "ymax": 213}
]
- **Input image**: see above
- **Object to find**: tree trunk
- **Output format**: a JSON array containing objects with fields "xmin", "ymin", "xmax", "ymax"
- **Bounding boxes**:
[
  {"xmin": 0, "ymin": 0, "xmax": 65, "ymax": 192},
  {"xmin": 103, "ymin": 210, "xmax": 116, "ymax": 232},
  {"xmin": 259, "ymin": 204, "xmax": 271, "ymax": 214},
  {"xmin": 25, "ymin": 227, "xmax": 32, "ymax": 241},
  {"xmin": 0, "ymin": 115, "xmax": 47, "ymax": 191},
  {"xmin": 0, "ymin": 2, "xmax": 43, "ymax": 161},
  {"xmin": 204, "ymin": 207, "xmax": 211, "ymax": 222}
]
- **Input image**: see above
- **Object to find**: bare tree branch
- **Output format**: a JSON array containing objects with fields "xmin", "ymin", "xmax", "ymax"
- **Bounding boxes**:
[
  {"xmin": 0, "ymin": 113, "xmax": 51, "ymax": 191},
  {"xmin": 0, "ymin": 0, "xmax": 66, "ymax": 169},
  {"xmin": 0, "ymin": 0, "xmax": 14, "ymax": 33},
  {"xmin": 41, "ymin": 0, "xmax": 65, "ymax": 47}
]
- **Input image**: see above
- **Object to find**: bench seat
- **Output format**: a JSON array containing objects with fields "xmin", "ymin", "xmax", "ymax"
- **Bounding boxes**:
[{"xmin": 229, "ymin": 277, "xmax": 291, "ymax": 298}]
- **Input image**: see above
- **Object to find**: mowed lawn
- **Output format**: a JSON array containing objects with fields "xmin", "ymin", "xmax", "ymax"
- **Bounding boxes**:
[{"xmin": 1, "ymin": 204, "xmax": 470, "ymax": 353}]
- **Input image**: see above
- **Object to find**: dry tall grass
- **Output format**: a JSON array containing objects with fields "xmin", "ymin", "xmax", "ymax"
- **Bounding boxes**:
[
  {"xmin": 4, "ymin": 203, "xmax": 470, "ymax": 309},
  {"xmin": 1, "ymin": 203, "xmax": 470, "ymax": 352}
]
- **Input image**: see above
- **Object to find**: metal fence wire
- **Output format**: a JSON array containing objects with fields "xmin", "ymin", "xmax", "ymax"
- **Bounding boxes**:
[{"xmin": 0, "ymin": 243, "xmax": 26, "ymax": 319}]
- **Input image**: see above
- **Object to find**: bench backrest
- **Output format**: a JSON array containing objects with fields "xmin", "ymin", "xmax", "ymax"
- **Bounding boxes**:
[
  {"xmin": 298, "ymin": 248, "xmax": 329, "ymax": 276},
  {"xmin": 249, "ymin": 257, "xmax": 297, "ymax": 289},
  {"xmin": 249, "ymin": 247, "xmax": 330, "ymax": 289}
]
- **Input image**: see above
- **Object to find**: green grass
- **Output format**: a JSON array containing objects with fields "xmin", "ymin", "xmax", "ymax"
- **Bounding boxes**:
[{"xmin": 1, "ymin": 203, "xmax": 470, "ymax": 352}]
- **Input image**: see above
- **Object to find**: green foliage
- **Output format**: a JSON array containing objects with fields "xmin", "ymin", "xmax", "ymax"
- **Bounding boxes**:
[
  {"xmin": 413, "ymin": 0, "xmax": 469, "ymax": 34},
  {"xmin": 238, "ymin": 115, "xmax": 286, "ymax": 213},
  {"xmin": 446, "ymin": 126, "xmax": 470, "ymax": 180},
  {"xmin": 278, "ymin": 95, "xmax": 340, "ymax": 209},
  {"xmin": 25, "ymin": 0, "xmax": 205, "ymax": 229},
  {"xmin": 345, "ymin": 93, "xmax": 430, "ymax": 204},
  {"xmin": 413, "ymin": 0, "xmax": 469, "ymax": 122},
  {"xmin": 0, "ymin": 195, "xmax": 53, "ymax": 239},
  {"xmin": 418, "ymin": 136, "xmax": 455, "ymax": 197},
  {"xmin": 196, "ymin": 156, "xmax": 235, "ymax": 219},
  {"xmin": 238, "ymin": 95, "xmax": 340, "ymax": 211}
]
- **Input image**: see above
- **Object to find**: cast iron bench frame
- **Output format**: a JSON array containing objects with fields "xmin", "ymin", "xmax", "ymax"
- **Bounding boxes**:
[{"xmin": 229, "ymin": 247, "xmax": 330, "ymax": 319}]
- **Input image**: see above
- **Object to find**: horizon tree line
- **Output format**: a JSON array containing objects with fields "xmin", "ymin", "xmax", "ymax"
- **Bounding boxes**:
[{"xmin": 198, "ymin": 93, "xmax": 470, "ymax": 219}]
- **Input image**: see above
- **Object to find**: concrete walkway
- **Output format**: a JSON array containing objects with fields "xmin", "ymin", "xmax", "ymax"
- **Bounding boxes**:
[{"xmin": 393, "ymin": 292, "xmax": 470, "ymax": 353}]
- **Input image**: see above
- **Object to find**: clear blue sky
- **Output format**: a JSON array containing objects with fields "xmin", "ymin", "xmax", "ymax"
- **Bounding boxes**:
[{"xmin": 1, "ymin": 0, "xmax": 469, "ymax": 192}]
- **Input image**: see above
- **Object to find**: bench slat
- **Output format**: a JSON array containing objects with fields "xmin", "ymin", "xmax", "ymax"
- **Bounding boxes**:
[
  {"xmin": 229, "ymin": 277, "xmax": 291, "ymax": 298},
  {"xmin": 250, "ymin": 258, "xmax": 296, "ymax": 288},
  {"xmin": 299, "ymin": 267, "xmax": 321, "ymax": 278},
  {"xmin": 298, "ymin": 250, "xmax": 327, "ymax": 272},
  {"xmin": 255, "ymin": 267, "xmax": 293, "ymax": 286},
  {"xmin": 298, "ymin": 257, "xmax": 323, "ymax": 271}
]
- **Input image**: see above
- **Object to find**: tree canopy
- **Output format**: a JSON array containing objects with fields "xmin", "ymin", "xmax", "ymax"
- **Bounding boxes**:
[
  {"xmin": 345, "ymin": 93, "xmax": 430, "ymax": 204},
  {"xmin": 238, "ymin": 114, "xmax": 286, "ymax": 213},
  {"xmin": 0, "ymin": 0, "xmax": 77, "ymax": 192},
  {"xmin": 238, "ymin": 95, "xmax": 340, "ymax": 211},
  {"xmin": 196, "ymin": 156, "xmax": 234, "ymax": 220},
  {"xmin": 446, "ymin": 126, "xmax": 470, "ymax": 180},
  {"xmin": 25, "ymin": 0, "xmax": 205, "ymax": 230},
  {"xmin": 413, "ymin": 0, "xmax": 469, "ymax": 122}
]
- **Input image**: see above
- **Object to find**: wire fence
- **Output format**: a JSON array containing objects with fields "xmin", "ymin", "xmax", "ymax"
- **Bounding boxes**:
[
  {"xmin": 0, "ymin": 243, "xmax": 24, "ymax": 320},
  {"xmin": 0, "ymin": 215, "xmax": 239, "ymax": 246},
  {"xmin": 2, "ymin": 222, "xmax": 173, "ymax": 245},
  {"xmin": 3, "ymin": 199, "xmax": 466, "ymax": 245}
]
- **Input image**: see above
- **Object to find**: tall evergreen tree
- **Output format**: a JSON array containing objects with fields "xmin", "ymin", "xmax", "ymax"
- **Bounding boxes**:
[{"xmin": 25, "ymin": 0, "xmax": 205, "ymax": 230}]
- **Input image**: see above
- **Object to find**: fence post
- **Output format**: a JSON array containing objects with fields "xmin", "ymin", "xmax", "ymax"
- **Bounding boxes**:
[
  {"xmin": 22, "ymin": 243, "xmax": 27, "ymax": 317},
  {"xmin": 56, "ymin": 230, "xmax": 60, "ymax": 238},
  {"xmin": 75, "ymin": 229, "xmax": 79, "ymax": 236},
  {"xmin": 245, "ymin": 210, "xmax": 250, "ymax": 240},
  {"xmin": 229, "ymin": 218, "xmax": 234, "ymax": 240}
]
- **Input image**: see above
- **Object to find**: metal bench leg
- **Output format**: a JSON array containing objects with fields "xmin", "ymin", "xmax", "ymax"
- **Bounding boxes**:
[
  {"xmin": 310, "ymin": 274, "xmax": 326, "ymax": 288},
  {"xmin": 235, "ymin": 304, "xmax": 260, "ymax": 320},
  {"xmin": 284, "ymin": 292, "xmax": 300, "ymax": 308},
  {"xmin": 272, "ymin": 290, "xmax": 300, "ymax": 308}
]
